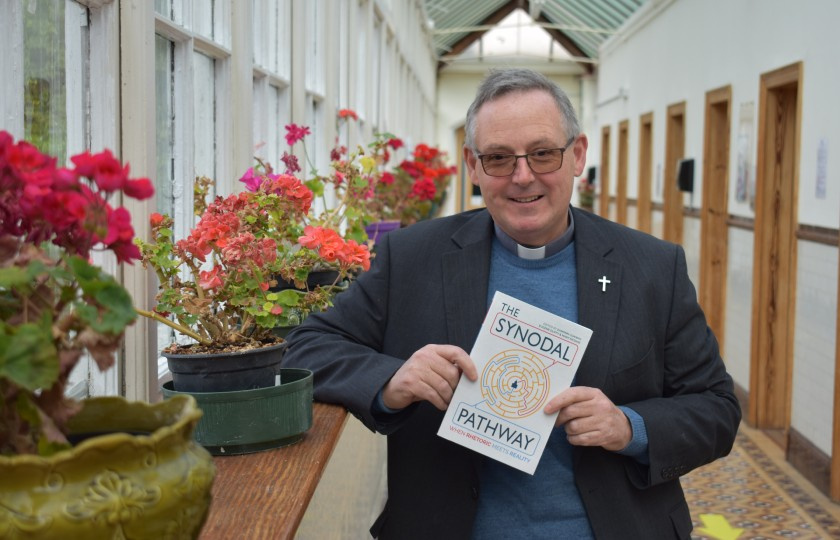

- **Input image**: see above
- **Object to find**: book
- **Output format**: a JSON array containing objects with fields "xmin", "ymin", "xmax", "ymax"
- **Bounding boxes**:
[{"xmin": 436, "ymin": 291, "xmax": 592, "ymax": 474}]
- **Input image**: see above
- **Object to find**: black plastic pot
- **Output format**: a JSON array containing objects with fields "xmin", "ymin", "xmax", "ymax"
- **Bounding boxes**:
[
  {"xmin": 163, "ymin": 341, "xmax": 286, "ymax": 392},
  {"xmin": 270, "ymin": 269, "xmax": 341, "ymax": 292}
]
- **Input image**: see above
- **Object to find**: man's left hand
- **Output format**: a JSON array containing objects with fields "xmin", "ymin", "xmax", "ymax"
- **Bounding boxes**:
[{"xmin": 544, "ymin": 386, "xmax": 632, "ymax": 452}]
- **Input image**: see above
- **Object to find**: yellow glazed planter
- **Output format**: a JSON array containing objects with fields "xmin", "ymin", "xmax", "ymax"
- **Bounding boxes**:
[{"xmin": 0, "ymin": 395, "xmax": 215, "ymax": 539}]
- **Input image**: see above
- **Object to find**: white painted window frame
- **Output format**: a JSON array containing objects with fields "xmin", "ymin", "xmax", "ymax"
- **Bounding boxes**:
[{"xmin": 253, "ymin": 0, "xmax": 291, "ymax": 170}]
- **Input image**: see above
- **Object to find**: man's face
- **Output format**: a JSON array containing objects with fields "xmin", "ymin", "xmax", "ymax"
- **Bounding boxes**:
[{"xmin": 464, "ymin": 89, "xmax": 588, "ymax": 247}]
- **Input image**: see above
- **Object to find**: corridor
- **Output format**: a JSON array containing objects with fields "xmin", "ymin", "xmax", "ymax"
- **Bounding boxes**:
[{"xmin": 685, "ymin": 424, "xmax": 840, "ymax": 539}]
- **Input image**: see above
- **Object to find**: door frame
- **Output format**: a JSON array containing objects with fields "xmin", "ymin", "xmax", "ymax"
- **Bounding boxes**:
[
  {"xmin": 748, "ymin": 62, "xmax": 802, "ymax": 438},
  {"xmin": 637, "ymin": 112, "xmax": 653, "ymax": 233},
  {"xmin": 699, "ymin": 85, "xmax": 732, "ymax": 351},
  {"xmin": 599, "ymin": 125, "xmax": 611, "ymax": 218},
  {"xmin": 663, "ymin": 102, "xmax": 686, "ymax": 244}
]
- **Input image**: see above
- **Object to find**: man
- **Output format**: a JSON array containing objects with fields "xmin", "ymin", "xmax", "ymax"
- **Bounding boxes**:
[{"xmin": 282, "ymin": 68, "xmax": 741, "ymax": 539}]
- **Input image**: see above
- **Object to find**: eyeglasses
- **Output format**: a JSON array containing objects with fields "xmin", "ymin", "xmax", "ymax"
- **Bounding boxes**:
[{"xmin": 476, "ymin": 136, "xmax": 577, "ymax": 177}]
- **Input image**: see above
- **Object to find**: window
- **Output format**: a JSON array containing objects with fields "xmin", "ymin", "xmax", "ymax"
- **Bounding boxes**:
[
  {"xmin": 253, "ymin": 0, "xmax": 291, "ymax": 170},
  {"xmin": 154, "ymin": 0, "xmax": 232, "ymax": 360},
  {"xmin": 1, "ymin": 0, "xmax": 121, "ymax": 398}
]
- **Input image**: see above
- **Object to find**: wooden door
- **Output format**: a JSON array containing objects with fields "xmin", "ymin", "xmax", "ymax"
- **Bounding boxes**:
[
  {"xmin": 599, "ymin": 126, "xmax": 611, "ymax": 218},
  {"xmin": 637, "ymin": 112, "xmax": 653, "ymax": 233},
  {"xmin": 616, "ymin": 120, "xmax": 629, "ymax": 225},
  {"xmin": 699, "ymin": 86, "xmax": 731, "ymax": 350},
  {"xmin": 664, "ymin": 102, "xmax": 686, "ymax": 244},
  {"xmin": 749, "ymin": 63, "xmax": 801, "ymax": 444}
]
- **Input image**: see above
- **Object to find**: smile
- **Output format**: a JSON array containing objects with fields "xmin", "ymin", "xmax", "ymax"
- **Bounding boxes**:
[{"xmin": 511, "ymin": 195, "xmax": 542, "ymax": 203}]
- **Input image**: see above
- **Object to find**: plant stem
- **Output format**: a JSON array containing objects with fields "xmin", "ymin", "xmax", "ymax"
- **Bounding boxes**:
[{"xmin": 134, "ymin": 308, "xmax": 212, "ymax": 346}]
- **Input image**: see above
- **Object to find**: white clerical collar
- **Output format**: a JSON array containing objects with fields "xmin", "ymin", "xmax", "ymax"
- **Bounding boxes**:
[{"xmin": 493, "ymin": 211, "xmax": 575, "ymax": 260}]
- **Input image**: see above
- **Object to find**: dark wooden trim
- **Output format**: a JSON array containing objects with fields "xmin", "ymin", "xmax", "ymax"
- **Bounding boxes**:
[
  {"xmin": 537, "ymin": 13, "xmax": 594, "ymax": 75},
  {"xmin": 727, "ymin": 214, "xmax": 755, "ymax": 231},
  {"xmin": 683, "ymin": 207, "xmax": 701, "ymax": 219},
  {"xmin": 437, "ymin": 1, "xmax": 594, "ymax": 73},
  {"xmin": 626, "ymin": 197, "xmax": 637, "ymax": 207},
  {"xmin": 652, "ymin": 201, "xmax": 664, "ymax": 212},
  {"xmin": 788, "ymin": 428, "xmax": 831, "ymax": 497},
  {"xmin": 796, "ymin": 224, "xmax": 839, "ymax": 246},
  {"xmin": 437, "ymin": 0, "xmax": 521, "ymax": 70}
]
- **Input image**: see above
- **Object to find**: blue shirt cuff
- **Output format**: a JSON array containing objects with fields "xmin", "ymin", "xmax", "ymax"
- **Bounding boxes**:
[
  {"xmin": 616, "ymin": 406, "xmax": 649, "ymax": 464},
  {"xmin": 373, "ymin": 388, "xmax": 403, "ymax": 415}
]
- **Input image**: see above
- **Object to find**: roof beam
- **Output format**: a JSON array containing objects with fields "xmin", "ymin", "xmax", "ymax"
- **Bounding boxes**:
[
  {"xmin": 536, "ymin": 12, "xmax": 594, "ymax": 74},
  {"xmin": 437, "ymin": 0, "xmax": 595, "ymax": 74},
  {"xmin": 437, "ymin": 0, "xmax": 523, "ymax": 70}
]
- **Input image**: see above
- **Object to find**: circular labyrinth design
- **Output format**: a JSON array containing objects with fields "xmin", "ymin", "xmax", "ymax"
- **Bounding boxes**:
[{"xmin": 480, "ymin": 349, "xmax": 549, "ymax": 419}]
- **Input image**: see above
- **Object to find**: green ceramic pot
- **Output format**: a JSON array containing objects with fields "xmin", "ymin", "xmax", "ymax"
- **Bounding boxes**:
[
  {"xmin": 161, "ymin": 368, "xmax": 313, "ymax": 456},
  {"xmin": 0, "ymin": 395, "xmax": 215, "ymax": 539}
]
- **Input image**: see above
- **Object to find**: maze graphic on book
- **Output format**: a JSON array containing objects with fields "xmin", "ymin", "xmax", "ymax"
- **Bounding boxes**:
[{"xmin": 480, "ymin": 349, "xmax": 550, "ymax": 419}]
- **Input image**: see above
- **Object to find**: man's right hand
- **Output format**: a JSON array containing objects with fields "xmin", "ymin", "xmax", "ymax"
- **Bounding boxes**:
[{"xmin": 382, "ymin": 344, "xmax": 477, "ymax": 411}]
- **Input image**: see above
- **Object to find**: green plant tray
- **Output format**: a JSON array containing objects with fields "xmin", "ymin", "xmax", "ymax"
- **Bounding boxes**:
[{"xmin": 162, "ymin": 368, "xmax": 313, "ymax": 456}]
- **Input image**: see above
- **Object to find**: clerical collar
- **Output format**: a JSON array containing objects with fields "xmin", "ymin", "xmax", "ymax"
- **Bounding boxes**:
[{"xmin": 494, "ymin": 211, "xmax": 575, "ymax": 260}]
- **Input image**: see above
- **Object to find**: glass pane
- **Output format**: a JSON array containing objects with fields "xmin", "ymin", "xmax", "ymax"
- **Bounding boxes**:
[
  {"xmin": 252, "ymin": 0, "xmax": 264, "ymax": 66},
  {"xmin": 278, "ymin": 0, "xmax": 291, "ymax": 77},
  {"xmin": 194, "ymin": 0, "xmax": 215, "ymax": 39},
  {"xmin": 194, "ymin": 52, "xmax": 216, "ymax": 182},
  {"xmin": 155, "ymin": 35, "xmax": 176, "ymax": 356},
  {"xmin": 154, "ymin": 0, "xmax": 172, "ymax": 18},
  {"xmin": 23, "ymin": 0, "xmax": 67, "ymax": 163},
  {"xmin": 155, "ymin": 35, "xmax": 174, "ymax": 217}
]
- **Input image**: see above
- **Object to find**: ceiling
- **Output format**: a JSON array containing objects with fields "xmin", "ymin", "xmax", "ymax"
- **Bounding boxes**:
[{"xmin": 422, "ymin": 0, "xmax": 647, "ymax": 71}]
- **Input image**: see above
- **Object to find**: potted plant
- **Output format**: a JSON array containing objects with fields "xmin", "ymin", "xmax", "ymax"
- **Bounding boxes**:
[
  {"xmin": 364, "ymin": 140, "xmax": 457, "ymax": 235},
  {"xmin": 577, "ymin": 176, "xmax": 596, "ymax": 211},
  {"xmin": 0, "ymin": 130, "xmax": 215, "ymax": 538},
  {"xmin": 135, "ymin": 165, "xmax": 371, "ymax": 454}
]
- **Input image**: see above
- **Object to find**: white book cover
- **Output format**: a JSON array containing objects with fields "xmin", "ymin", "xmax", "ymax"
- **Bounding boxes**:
[{"xmin": 437, "ymin": 291, "xmax": 592, "ymax": 474}]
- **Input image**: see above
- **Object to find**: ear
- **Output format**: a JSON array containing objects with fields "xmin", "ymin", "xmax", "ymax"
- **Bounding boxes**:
[
  {"xmin": 464, "ymin": 145, "xmax": 480, "ymax": 187},
  {"xmin": 571, "ymin": 134, "xmax": 588, "ymax": 177}
]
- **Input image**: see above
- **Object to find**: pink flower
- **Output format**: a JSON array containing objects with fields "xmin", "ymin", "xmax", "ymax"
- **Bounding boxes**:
[
  {"xmin": 281, "ymin": 152, "xmax": 301, "ymax": 174},
  {"xmin": 71, "ymin": 149, "xmax": 129, "ymax": 192},
  {"xmin": 285, "ymin": 124, "xmax": 311, "ymax": 146},
  {"xmin": 239, "ymin": 167, "xmax": 262, "ymax": 191},
  {"xmin": 123, "ymin": 177, "xmax": 154, "ymax": 200}
]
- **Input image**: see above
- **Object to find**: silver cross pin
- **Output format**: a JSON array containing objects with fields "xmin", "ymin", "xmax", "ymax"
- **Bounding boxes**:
[{"xmin": 598, "ymin": 275, "xmax": 611, "ymax": 292}]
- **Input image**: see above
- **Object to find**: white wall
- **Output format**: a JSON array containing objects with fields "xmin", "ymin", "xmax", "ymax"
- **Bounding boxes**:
[
  {"xmin": 594, "ymin": 0, "xmax": 840, "ymax": 458},
  {"xmin": 596, "ymin": 0, "xmax": 840, "ymax": 226}
]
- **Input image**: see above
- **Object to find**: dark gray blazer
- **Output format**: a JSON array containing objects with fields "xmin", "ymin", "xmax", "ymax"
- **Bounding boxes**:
[{"xmin": 282, "ymin": 207, "xmax": 741, "ymax": 539}]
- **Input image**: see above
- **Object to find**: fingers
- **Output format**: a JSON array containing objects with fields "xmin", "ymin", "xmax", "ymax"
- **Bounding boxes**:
[
  {"xmin": 382, "ymin": 344, "xmax": 475, "ymax": 411},
  {"xmin": 544, "ymin": 386, "xmax": 633, "ymax": 451}
]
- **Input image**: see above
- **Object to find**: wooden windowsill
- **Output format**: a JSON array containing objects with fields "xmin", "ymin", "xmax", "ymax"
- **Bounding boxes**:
[{"xmin": 199, "ymin": 402, "xmax": 348, "ymax": 539}]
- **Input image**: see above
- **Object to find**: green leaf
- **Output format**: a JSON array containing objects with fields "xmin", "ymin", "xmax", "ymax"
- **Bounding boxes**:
[
  {"xmin": 305, "ymin": 178, "xmax": 325, "ymax": 197},
  {"xmin": 274, "ymin": 289, "xmax": 302, "ymax": 307},
  {"xmin": 0, "ymin": 266, "xmax": 31, "ymax": 288},
  {"xmin": 0, "ymin": 319, "xmax": 59, "ymax": 391},
  {"xmin": 352, "ymin": 176, "xmax": 369, "ymax": 189}
]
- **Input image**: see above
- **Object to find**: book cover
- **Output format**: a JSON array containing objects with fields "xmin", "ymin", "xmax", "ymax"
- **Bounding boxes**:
[{"xmin": 436, "ymin": 291, "xmax": 592, "ymax": 474}]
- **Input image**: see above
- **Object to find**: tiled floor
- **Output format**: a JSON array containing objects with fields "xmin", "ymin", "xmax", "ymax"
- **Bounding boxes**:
[{"xmin": 684, "ymin": 423, "xmax": 840, "ymax": 539}]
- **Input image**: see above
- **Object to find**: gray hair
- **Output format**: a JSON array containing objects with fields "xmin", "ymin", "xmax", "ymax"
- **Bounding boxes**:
[{"xmin": 464, "ymin": 68, "xmax": 581, "ymax": 152}]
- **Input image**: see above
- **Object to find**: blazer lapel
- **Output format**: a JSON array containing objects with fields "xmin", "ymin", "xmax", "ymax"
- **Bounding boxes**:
[
  {"xmin": 442, "ymin": 211, "xmax": 494, "ymax": 350},
  {"xmin": 573, "ymin": 209, "xmax": 621, "ymax": 390}
]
